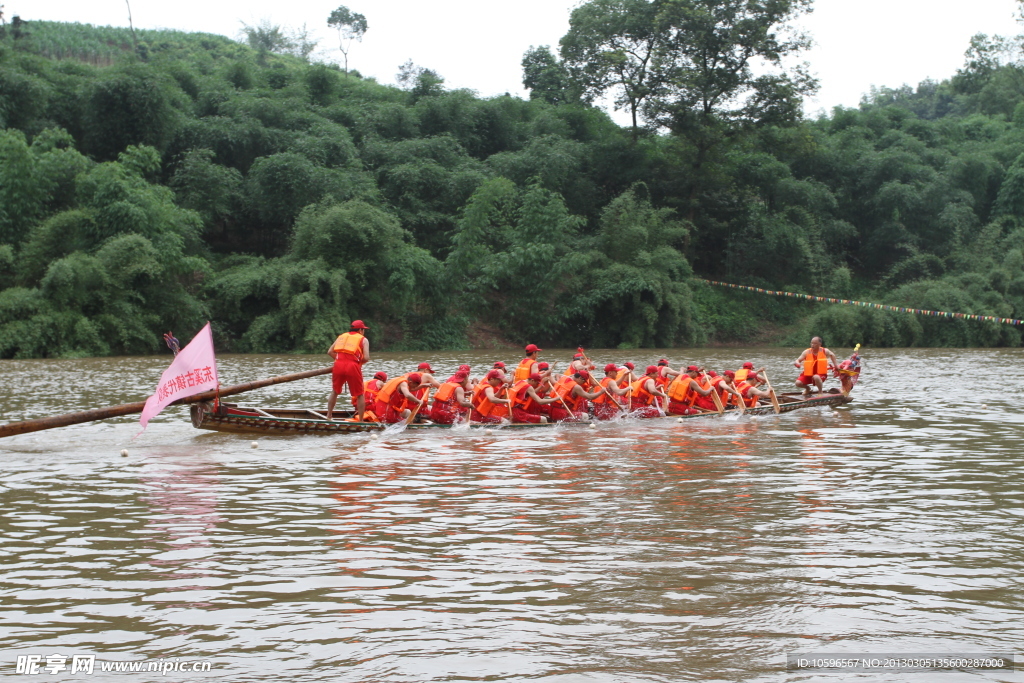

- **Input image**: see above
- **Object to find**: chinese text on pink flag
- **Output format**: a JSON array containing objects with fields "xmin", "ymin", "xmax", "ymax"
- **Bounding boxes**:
[{"xmin": 139, "ymin": 322, "xmax": 218, "ymax": 432}]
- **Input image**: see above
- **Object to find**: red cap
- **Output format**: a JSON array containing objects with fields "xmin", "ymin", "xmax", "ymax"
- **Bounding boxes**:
[
  {"xmin": 485, "ymin": 369, "xmax": 503, "ymax": 381},
  {"xmin": 573, "ymin": 353, "xmax": 583, "ymax": 359},
  {"xmin": 417, "ymin": 362, "xmax": 433, "ymax": 372},
  {"xmin": 373, "ymin": 371, "xmax": 387, "ymax": 381},
  {"xmin": 645, "ymin": 365, "xmax": 659, "ymax": 375},
  {"xmin": 748, "ymin": 371, "xmax": 758, "ymax": 381},
  {"xmin": 604, "ymin": 363, "xmax": 618, "ymax": 373},
  {"xmin": 537, "ymin": 362, "xmax": 550, "ymax": 370},
  {"xmin": 742, "ymin": 362, "xmax": 754, "ymax": 369},
  {"xmin": 624, "ymin": 362, "xmax": 635, "ymax": 370},
  {"xmin": 493, "ymin": 361, "xmax": 506, "ymax": 369},
  {"xmin": 686, "ymin": 365, "xmax": 699, "ymax": 372},
  {"xmin": 723, "ymin": 370, "xmax": 735, "ymax": 378},
  {"xmin": 657, "ymin": 358, "xmax": 669, "ymax": 365},
  {"xmin": 350, "ymin": 320, "xmax": 369, "ymax": 329},
  {"xmin": 451, "ymin": 371, "xmax": 469, "ymax": 383},
  {"xmin": 408, "ymin": 373, "xmax": 422, "ymax": 384},
  {"xmin": 708, "ymin": 370, "xmax": 718, "ymax": 377},
  {"xmin": 528, "ymin": 372, "xmax": 543, "ymax": 381},
  {"xmin": 525, "ymin": 344, "xmax": 542, "ymax": 353},
  {"xmin": 575, "ymin": 370, "xmax": 590, "ymax": 380}
]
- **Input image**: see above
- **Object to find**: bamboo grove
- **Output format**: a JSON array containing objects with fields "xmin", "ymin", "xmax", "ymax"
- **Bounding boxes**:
[{"xmin": 4, "ymin": 6, "xmax": 1024, "ymax": 358}]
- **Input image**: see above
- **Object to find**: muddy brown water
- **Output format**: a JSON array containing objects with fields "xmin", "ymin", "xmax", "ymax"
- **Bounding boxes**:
[{"xmin": 1, "ymin": 348, "xmax": 1022, "ymax": 681}]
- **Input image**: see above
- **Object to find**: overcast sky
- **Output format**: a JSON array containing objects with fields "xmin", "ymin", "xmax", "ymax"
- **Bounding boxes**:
[{"xmin": 14, "ymin": 0, "xmax": 1024, "ymax": 121}]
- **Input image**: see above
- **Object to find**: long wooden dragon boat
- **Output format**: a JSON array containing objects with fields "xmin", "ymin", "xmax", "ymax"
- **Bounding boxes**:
[{"xmin": 189, "ymin": 390, "xmax": 852, "ymax": 436}]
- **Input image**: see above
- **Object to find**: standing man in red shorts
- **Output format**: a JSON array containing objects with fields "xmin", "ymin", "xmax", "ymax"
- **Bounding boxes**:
[
  {"xmin": 327, "ymin": 320, "xmax": 370, "ymax": 421},
  {"xmin": 794, "ymin": 336, "xmax": 838, "ymax": 397}
]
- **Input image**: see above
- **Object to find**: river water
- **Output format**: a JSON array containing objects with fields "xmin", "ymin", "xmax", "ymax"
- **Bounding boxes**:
[{"xmin": 1, "ymin": 348, "xmax": 1022, "ymax": 682}]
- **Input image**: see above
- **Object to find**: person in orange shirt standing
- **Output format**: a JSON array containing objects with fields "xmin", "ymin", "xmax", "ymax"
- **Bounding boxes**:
[{"xmin": 327, "ymin": 320, "xmax": 370, "ymax": 421}]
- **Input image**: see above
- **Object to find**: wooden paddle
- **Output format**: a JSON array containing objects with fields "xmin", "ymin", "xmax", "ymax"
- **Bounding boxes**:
[
  {"xmin": 405, "ymin": 387, "xmax": 432, "ymax": 425},
  {"xmin": 702, "ymin": 371, "xmax": 725, "ymax": 414},
  {"xmin": 759, "ymin": 370, "xmax": 782, "ymax": 414},
  {"xmin": 0, "ymin": 366, "xmax": 334, "ymax": 439}
]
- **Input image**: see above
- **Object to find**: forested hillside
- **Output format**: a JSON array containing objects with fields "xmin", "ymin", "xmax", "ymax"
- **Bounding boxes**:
[{"xmin": 3, "ymin": 8, "xmax": 1024, "ymax": 358}]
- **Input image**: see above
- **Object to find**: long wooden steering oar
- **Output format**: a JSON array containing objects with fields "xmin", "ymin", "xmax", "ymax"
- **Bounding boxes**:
[
  {"xmin": 0, "ymin": 366, "xmax": 333, "ymax": 439},
  {"xmin": 759, "ymin": 370, "xmax": 782, "ymax": 414}
]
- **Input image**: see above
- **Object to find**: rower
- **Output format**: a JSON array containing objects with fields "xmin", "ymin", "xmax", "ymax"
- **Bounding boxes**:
[
  {"xmin": 666, "ymin": 366, "xmax": 716, "ymax": 415},
  {"xmin": 471, "ymin": 370, "xmax": 512, "ymax": 423},
  {"xmin": 794, "ymin": 336, "xmax": 838, "ymax": 397},
  {"xmin": 655, "ymin": 359, "xmax": 680, "ymax": 389},
  {"xmin": 629, "ymin": 366, "xmax": 670, "ymax": 418},
  {"xmin": 430, "ymin": 371, "xmax": 473, "ymax": 424},
  {"xmin": 592, "ymin": 363, "xmax": 629, "ymax": 420},
  {"xmin": 734, "ymin": 361, "xmax": 763, "ymax": 383},
  {"xmin": 709, "ymin": 371, "xmax": 744, "ymax": 408},
  {"xmin": 354, "ymin": 371, "xmax": 387, "ymax": 421},
  {"xmin": 513, "ymin": 344, "xmax": 543, "ymax": 382},
  {"xmin": 562, "ymin": 352, "xmax": 592, "ymax": 376},
  {"xmin": 510, "ymin": 373, "xmax": 560, "ymax": 423},
  {"xmin": 410, "ymin": 361, "xmax": 442, "ymax": 409},
  {"xmin": 327, "ymin": 320, "xmax": 370, "ymax": 421},
  {"xmin": 616, "ymin": 362, "xmax": 636, "ymax": 388},
  {"xmin": 373, "ymin": 373, "xmax": 425, "ymax": 423},
  {"xmin": 551, "ymin": 370, "xmax": 604, "ymax": 422},
  {"xmin": 735, "ymin": 371, "xmax": 772, "ymax": 407}
]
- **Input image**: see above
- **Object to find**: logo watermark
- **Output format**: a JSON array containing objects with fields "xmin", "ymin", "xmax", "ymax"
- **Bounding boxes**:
[{"xmin": 15, "ymin": 654, "xmax": 212, "ymax": 675}]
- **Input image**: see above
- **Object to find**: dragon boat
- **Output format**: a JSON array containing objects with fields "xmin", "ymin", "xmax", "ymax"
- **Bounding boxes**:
[{"xmin": 188, "ymin": 389, "xmax": 852, "ymax": 436}]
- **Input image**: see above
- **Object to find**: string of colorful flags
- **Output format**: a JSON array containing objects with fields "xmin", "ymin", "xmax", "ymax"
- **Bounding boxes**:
[{"xmin": 699, "ymin": 279, "xmax": 1024, "ymax": 327}]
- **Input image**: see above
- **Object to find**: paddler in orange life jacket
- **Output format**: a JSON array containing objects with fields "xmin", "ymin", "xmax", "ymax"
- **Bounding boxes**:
[
  {"xmin": 562, "ymin": 352, "xmax": 593, "ymax": 377},
  {"xmin": 666, "ymin": 365, "xmax": 717, "ymax": 415},
  {"xmin": 471, "ymin": 370, "xmax": 512, "ymax": 423},
  {"xmin": 734, "ymin": 361, "xmax": 765, "ymax": 383},
  {"xmin": 794, "ymin": 336, "xmax": 838, "ymax": 397},
  {"xmin": 734, "ymin": 371, "xmax": 773, "ymax": 408},
  {"xmin": 510, "ymin": 373, "xmax": 561, "ymax": 423},
  {"xmin": 710, "ymin": 370, "xmax": 745, "ymax": 408},
  {"xmin": 409, "ymin": 362, "xmax": 442, "ymax": 410},
  {"xmin": 629, "ymin": 365, "xmax": 670, "ymax": 418},
  {"xmin": 430, "ymin": 371, "xmax": 473, "ymax": 424},
  {"xmin": 655, "ymin": 358, "xmax": 681, "ymax": 389},
  {"xmin": 513, "ymin": 344, "xmax": 543, "ymax": 382},
  {"xmin": 550, "ymin": 370, "xmax": 606, "ymax": 422},
  {"xmin": 592, "ymin": 363, "xmax": 630, "ymax": 420},
  {"xmin": 327, "ymin": 320, "xmax": 370, "ymax": 421},
  {"xmin": 374, "ymin": 373, "xmax": 425, "ymax": 423},
  {"xmin": 616, "ymin": 362, "xmax": 636, "ymax": 388},
  {"xmin": 354, "ymin": 371, "xmax": 387, "ymax": 421}
]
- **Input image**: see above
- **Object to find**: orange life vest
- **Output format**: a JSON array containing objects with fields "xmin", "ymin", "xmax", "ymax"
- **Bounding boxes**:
[
  {"xmin": 554, "ymin": 380, "xmax": 586, "ymax": 412},
  {"xmin": 511, "ymin": 380, "xmax": 538, "ymax": 412},
  {"xmin": 332, "ymin": 332, "xmax": 364, "ymax": 361},
  {"xmin": 362, "ymin": 378, "xmax": 383, "ymax": 405},
  {"xmin": 476, "ymin": 384, "xmax": 509, "ymax": 418},
  {"xmin": 630, "ymin": 378, "xmax": 655, "ymax": 407},
  {"xmin": 617, "ymin": 369, "xmax": 633, "ymax": 388},
  {"xmin": 376, "ymin": 374, "xmax": 411, "ymax": 407},
  {"xmin": 734, "ymin": 380, "xmax": 759, "ymax": 407},
  {"xmin": 667, "ymin": 375, "xmax": 692, "ymax": 403},
  {"xmin": 709, "ymin": 376, "xmax": 728, "ymax": 403},
  {"xmin": 656, "ymin": 367, "xmax": 673, "ymax": 388},
  {"xmin": 592, "ymin": 377, "xmax": 617, "ymax": 404},
  {"xmin": 734, "ymin": 368, "xmax": 749, "ymax": 382},
  {"xmin": 433, "ymin": 381, "xmax": 460, "ymax": 404},
  {"xmin": 803, "ymin": 348, "xmax": 828, "ymax": 375},
  {"xmin": 513, "ymin": 358, "xmax": 536, "ymax": 382}
]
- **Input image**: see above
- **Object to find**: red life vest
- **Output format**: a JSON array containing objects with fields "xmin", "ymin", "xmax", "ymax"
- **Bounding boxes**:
[
  {"xmin": 376, "ymin": 374, "xmax": 410, "ymax": 407},
  {"xmin": 511, "ymin": 380, "xmax": 539, "ymax": 413},
  {"xmin": 554, "ymin": 380, "xmax": 585, "ymax": 412}
]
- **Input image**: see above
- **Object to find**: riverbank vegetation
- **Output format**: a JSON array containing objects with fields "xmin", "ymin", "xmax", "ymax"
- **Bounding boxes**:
[{"xmin": 3, "ymin": 6, "xmax": 1024, "ymax": 357}]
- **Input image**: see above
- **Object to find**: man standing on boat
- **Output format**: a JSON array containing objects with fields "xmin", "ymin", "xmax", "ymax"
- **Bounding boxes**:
[
  {"xmin": 327, "ymin": 320, "xmax": 370, "ymax": 421},
  {"xmin": 794, "ymin": 337, "xmax": 838, "ymax": 397}
]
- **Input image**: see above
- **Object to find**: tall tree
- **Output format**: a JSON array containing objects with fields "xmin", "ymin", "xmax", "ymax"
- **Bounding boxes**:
[
  {"xmin": 327, "ymin": 6, "xmax": 368, "ymax": 74},
  {"xmin": 559, "ymin": 0, "xmax": 663, "ymax": 138}
]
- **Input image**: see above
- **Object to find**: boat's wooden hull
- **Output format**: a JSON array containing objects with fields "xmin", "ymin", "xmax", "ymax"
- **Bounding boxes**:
[{"xmin": 189, "ymin": 391, "xmax": 853, "ymax": 436}]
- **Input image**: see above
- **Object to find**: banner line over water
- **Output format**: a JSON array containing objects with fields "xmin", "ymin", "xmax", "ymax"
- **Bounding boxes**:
[{"xmin": 698, "ymin": 279, "xmax": 1024, "ymax": 327}]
